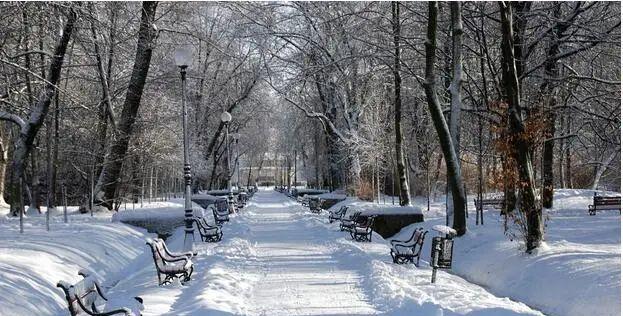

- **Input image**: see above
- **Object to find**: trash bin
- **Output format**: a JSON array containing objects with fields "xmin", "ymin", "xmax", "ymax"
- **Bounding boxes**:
[{"xmin": 430, "ymin": 225, "xmax": 456, "ymax": 283}]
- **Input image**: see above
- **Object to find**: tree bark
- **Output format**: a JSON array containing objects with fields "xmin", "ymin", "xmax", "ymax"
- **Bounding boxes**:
[
  {"xmin": 541, "ymin": 3, "xmax": 562, "ymax": 209},
  {"xmin": 392, "ymin": 2, "xmax": 410, "ymax": 206},
  {"xmin": 0, "ymin": 125, "xmax": 8, "ymax": 208},
  {"xmin": 447, "ymin": 1, "xmax": 464, "ymax": 218},
  {"xmin": 423, "ymin": 1, "xmax": 466, "ymax": 236},
  {"xmin": 93, "ymin": 1, "xmax": 159, "ymax": 209},
  {"xmin": 499, "ymin": 1, "xmax": 542, "ymax": 252}
]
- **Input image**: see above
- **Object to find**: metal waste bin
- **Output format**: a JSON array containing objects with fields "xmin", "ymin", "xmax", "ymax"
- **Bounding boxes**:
[{"xmin": 430, "ymin": 225, "xmax": 456, "ymax": 283}]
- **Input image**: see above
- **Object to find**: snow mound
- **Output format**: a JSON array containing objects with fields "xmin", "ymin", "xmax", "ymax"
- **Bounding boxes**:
[{"xmin": 0, "ymin": 215, "xmax": 150, "ymax": 315}]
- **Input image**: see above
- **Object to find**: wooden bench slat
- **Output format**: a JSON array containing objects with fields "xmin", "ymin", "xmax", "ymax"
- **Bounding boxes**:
[{"xmin": 589, "ymin": 194, "xmax": 621, "ymax": 215}]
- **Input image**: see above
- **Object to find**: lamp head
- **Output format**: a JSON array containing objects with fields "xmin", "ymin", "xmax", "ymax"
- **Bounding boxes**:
[
  {"xmin": 221, "ymin": 111, "xmax": 232, "ymax": 123},
  {"xmin": 174, "ymin": 47, "xmax": 192, "ymax": 68}
]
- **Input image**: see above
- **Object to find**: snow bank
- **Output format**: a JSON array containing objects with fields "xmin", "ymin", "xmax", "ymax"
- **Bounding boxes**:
[
  {"xmin": 0, "ymin": 214, "xmax": 151, "ymax": 315},
  {"xmin": 119, "ymin": 191, "xmax": 541, "ymax": 315},
  {"xmin": 394, "ymin": 188, "xmax": 620, "ymax": 316},
  {"xmin": 112, "ymin": 201, "xmax": 207, "ymax": 222}
]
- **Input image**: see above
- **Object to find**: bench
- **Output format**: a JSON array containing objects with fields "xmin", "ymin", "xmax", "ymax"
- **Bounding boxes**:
[
  {"xmin": 390, "ymin": 227, "xmax": 428, "ymax": 267},
  {"xmin": 329, "ymin": 206, "xmax": 348, "ymax": 223},
  {"xmin": 308, "ymin": 197, "xmax": 322, "ymax": 214},
  {"xmin": 474, "ymin": 197, "xmax": 505, "ymax": 225},
  {"xmin": 146, "ymin": 238, "xmax": 194, "ymax": 285},
  {"xmin": 227, "ymin": 194, "xmax": 238, "ymax": 212},
  {"xmin": 348, "ymin": 216, "xmax": 376, "ymax": 242},
  {"xmin": 194, "ymin": 217, "xmax": 223, "ymax": 242},
  {"xmin": 300, "ymin": 196, "xmax": 309, "ymax": 207},
  {"xmin": 237, "ymin": 192, "xmax": 248, "ymax": 208},
  {"xmin": 213, "ymin": 204, "xmax": 230, "ymax": 225},
  {"xmin": 57, "ymin": 270, "xmax": 143, "ymax": 316},
  {"xmin": 340, "ymin": 211, "xmax": 362, "ymax": 232},
  {"xmin": 474, "ymin": 198, "xmax": 504, "ymax": 213},
  {"xmin": 588, "ymin": 193, "xmax": 621, "ymax": 215}
]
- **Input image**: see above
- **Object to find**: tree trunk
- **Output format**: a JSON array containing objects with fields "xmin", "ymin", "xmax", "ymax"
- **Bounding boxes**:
[
  {"xmin": 565, "ymin": 114, "xmax": 572, "ymax": 188},
  {"xmin": 392, "ymin": 2, "xmax": 410, "ymax": 206},
  {"xmin": 499, "ymin": 1, "xmax": 542, "ymax": 252},
  {"xmin": 423, "ymin": 1, "xmax": 466, "ymax": 236},
  {"xmin": 29, "ymin": 146, "xmax": 40, "ymax": 213},
  {"xmin": 447, "ymin": 1, "xmax": 464, "ymax": 219},
  {"xmin": 541, "ymin": 3, "xmax": 562, "ymax": 209},
  {"xmin": 46, "ymin": 107, "xmax": 54, "ymax": 210},
  {"xmin": 93, "ymin": 1, "xmax": 158, "ymax": 209},
  {"xmin": 50, "ymin": 92, "xmax": 60, "ymax": 208},
  {"xmin": 558, "ymin": 113, "xmax": 565, "ymax": 188},
  {"xmin": 591, "ymin": 148, "xmax": 619, "ymax": 190},
  {"xmin": 0, "ymin": 125, "xmax": 8, "ymax": 209}
]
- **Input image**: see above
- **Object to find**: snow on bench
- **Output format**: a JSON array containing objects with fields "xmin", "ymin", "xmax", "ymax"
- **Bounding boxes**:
[
  {"xmin": 390, "ymin": 227, "xmax": 428, "ymax": 267},
  {"xmin": 146, "ymin": 238, "xmax": 194, "ymax": 286},
  {"xmin": 57, "ymin": 269, "xmax": 143, "ymax": 316},
  {"xmin": 347, "ymin": 216, "xmax": 376, "ymax": 242},
  {"xmin": 193, "ymin": 217, "xmax": 222, "ymax": 242}
]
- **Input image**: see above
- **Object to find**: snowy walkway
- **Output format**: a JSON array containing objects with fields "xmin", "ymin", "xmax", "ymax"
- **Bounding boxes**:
[
  {"xmin": 235, "ymin": 193, "xmax": 377, "ymax": 315},
  {"xmin": 117, "ymin": 191, "xmax": 542, "ymax": 316}
]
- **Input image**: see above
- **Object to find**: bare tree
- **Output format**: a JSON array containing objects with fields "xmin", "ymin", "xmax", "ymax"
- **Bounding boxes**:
[
  {"xmin": 0, "ymin": 7, "xmax": 76, "ymax": 215},
  {"xmin": 499, "ymin": 1, "xmax": 542, "ymax": 251},
  {"xmin": 392, "ymin": 2, "xmax": 410, "ymax": 206},
  {"xmin": 423, "ymin": 1, "xmax": 467, "ymax": 236},
  {"xmin": 93, "ymin": 1, "xmax": 158, "ymax": 210}
]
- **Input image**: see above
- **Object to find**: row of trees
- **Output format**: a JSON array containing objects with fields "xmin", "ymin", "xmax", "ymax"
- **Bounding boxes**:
[
  {"xmin": 0, "ymin": 2, "xmax": 619, "ymax": 251},
  {"xmin": 243, "ymin": 1, "xmax": 620, "ymax": 250}
]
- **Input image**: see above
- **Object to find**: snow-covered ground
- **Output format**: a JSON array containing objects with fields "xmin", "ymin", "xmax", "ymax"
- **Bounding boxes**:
[
  {"xmin": 0, "ymin": 213, "xmax": 152, "ymax": 315},
  {"xmin": 110, "ymin": 191, "xmax": 540, "ymax": 315},
  {"xmin": 0, "ymin": 189, "xmax": 618, "ymax": 315},
  {"xmin": 336, "ymin": 188, "xmax": 621, "ymax": 316}
]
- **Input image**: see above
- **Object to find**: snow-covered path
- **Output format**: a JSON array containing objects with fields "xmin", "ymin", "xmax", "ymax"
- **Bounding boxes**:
[
  {"xmin": 241, "ymin": 193, "xmax": 377, "ymax": 315},
  {"xmin": 120, "ymin": 191, "xmax": 542, "ymax": 316}
]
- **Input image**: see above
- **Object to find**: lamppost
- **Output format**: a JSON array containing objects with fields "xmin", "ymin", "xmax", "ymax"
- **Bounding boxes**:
[
  {"xmin": 231, "ymin": 133, "xmax": 240, "ymax": 189},
  {"xmin": 220, "ymin": 111, "xmax": 232, "ymax": 192},
  {"xmin": 175, "ymin": 47, "xmax": 194, "ymax": 252}
]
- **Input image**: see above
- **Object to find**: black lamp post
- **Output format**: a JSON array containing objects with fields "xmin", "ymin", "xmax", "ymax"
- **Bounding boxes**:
[
  {"xmin": 221, "ymin": 111, "xmax": 232, "ymax": 192},
  {"xmin": 175, "ymin": 47, "xmax": 194, "ymax": 252},
  {"xmin": 231, "ymin": 133, "xmax": 241, "ymax": 188}
]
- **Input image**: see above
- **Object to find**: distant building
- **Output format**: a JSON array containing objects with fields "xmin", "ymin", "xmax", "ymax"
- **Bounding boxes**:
[{"xmin": 238, "ymin": 153, "xmax": 306, "ymax": 187}]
